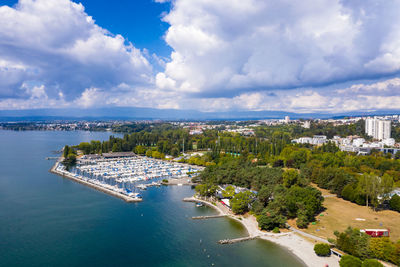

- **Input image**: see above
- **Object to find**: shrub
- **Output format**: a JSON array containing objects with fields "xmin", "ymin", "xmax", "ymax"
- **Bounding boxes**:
[
  {"xmin": 389, "ymin": 194, "xmax": 400, "ymax": 212},
  {"xmin": 327, "ymin": 238, "xmax": 335, "ymax": 244},
  {"xmin": 272, "ymin": 227, "xmax": 280, "ymax": 233},
  {"xmin": 369, "ymin": 237, "xmax": 400, "ymax": 265},
  {"xmin": 339, "ymin": 255, "xmax": 362, "ymax": 267},
  {"xmin": 313, "ymin": 243, "xmax": 331, "ymax": 256},
  {"xmin": 361, "ymin": 259, "xmax": 383, "ymax": 267}
]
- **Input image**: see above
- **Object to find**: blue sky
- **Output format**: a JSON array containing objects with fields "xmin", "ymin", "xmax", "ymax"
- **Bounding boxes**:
[
  {"xmin": 4, "ymin": 0, "xmax": 172, "ymax": 56},
  {"xmin": 1, "ymin": 0, "xmax": 400, "ymax": 113},
  {"xmin": 71, "ymin": 0, "xmax": 172, "ymax": 57}
]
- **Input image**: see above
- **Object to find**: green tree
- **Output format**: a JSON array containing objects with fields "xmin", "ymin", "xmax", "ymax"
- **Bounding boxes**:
[
  {"xmin": 257, "ymin": 185, "xmax": 273, "ymax": 206},
  {"xmin": 282, "ymin": 169, "xmax": 299, "ymax": 188},
  {"xmin": 379, "ymin": 174, "xmax": 394, "ymax": 204},
  {"xmin": 195, "ymin": 184, "xmax": 217, "ymax": 197},
  {"xmin": 389, "ymin": 194, "xmax": 400, "ymax": 212},
  {"xmin": 170, "ymin": 147, "xmax": 180, "ymax": 157},
  {"xmin": 230, "ymin": 191, "xmax": 254, "ymax": 214},
  {"xmin": 222, "ymin": 185, "xmax": 235, "ymax": 198},
  {"xmin": 361, "ymin": 259, "xmax": 383, "ymax": 267},
  {"xmin": 257, "ymin": 209, "xmax": 287, "ymax": 230},
  {"xmin": 146, "ymin": 149, "xmax": 153, "ymax": 157},
  {"xmin": 335, "ymin": 227, "xmax": 371, "ymax": 260},
  {"xmin": 62, "ymin": 152, "xmax": 76, "ymax": 170},
  {"xmin": 135, "ymin": 145, "xmax": 146, "ymax": 155},
  {"xmin": 339, "ymin": 255, "xmax": 362, "ymax": 267},
  {"xmin": 369, "ymin": 237, "xmax": 399, "ymax": 264},
  {"xmin": 63, "ymin": 145, "xmax": 70, "ymax": 158},
  {"xmin": 357, "ymin": 173, "xmax": 379, "ymax": 208},
  {"xmin": 78, "ymin": 142, "xmax": 91, "ymax": 154}
]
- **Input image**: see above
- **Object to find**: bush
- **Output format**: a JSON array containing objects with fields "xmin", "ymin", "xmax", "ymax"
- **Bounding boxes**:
[
  {"xmin": 362, "ymin": 259, "xmax": 383, "ymax": 267},
  {"xmin": 340, "ymin": 255, "xmax": 362, "ymax": 267},
  {"xmin": 369, "ymin": 237, "xmax": 400, "ymax": 265},
  {"xmin": 272, "ymin": 227, "xmax": 280, "ymax": 233},
  {"xmin": 313, "ymin": 243, "xmax": 331, "ymax": 256},
  {"xmin": 389, "ymin": 194, "xmax": 400, "ymax": 212},
  {"xmin": 327, "ymin": 238, "xmax": 335, "ymax": 244}
]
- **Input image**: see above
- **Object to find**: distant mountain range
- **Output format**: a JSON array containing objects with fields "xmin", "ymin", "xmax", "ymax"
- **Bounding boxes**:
[{"xmin": 0, "ymin": 107, "xmax": 399, "ymax": 121}]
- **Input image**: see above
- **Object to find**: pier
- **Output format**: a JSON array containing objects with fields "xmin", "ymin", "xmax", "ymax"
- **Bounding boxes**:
[
  {"xmin": 217, "ymin": 236, "xmax": 259, "ymax": 244},
  {"xmin": 191, "ymin": 215, "xmax": 226, "ymax": 220},
  {"xmin": 183, "ymin": 197, "xmax": 221, "ymax": 211},
  {"xmin": 184, "ymin": 197, "xmax": 258, "ymax": 245}
]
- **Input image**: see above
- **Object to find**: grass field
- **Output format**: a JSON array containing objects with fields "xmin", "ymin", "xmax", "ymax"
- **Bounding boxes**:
[{"xmin": 288, "ymin": 185, "xmax": 400, "ymax": 242}]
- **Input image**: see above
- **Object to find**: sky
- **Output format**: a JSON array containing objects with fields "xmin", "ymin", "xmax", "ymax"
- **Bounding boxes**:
[{"xmin": 1, "ymin": 0, "xmax": 400, "ymax": 113}]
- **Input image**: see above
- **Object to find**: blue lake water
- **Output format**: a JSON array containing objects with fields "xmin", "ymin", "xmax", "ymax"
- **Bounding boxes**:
[{"xmin": 0, "ymin": 130, "xmax": 304, "ymax": 267}]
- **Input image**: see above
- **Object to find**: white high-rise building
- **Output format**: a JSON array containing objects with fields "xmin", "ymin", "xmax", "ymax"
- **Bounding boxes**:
[
  {"xmin": 365, "ymin": 117, "xmax": 391, "ymax": 140},
  {"xmin": 285, "ymin": 116, "xmax": 290, "ymax": 123}
]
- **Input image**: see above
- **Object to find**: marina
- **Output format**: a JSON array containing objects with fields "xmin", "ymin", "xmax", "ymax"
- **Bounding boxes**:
[{"xmin": 51, "ymin": 154, "xmax": 203, "ymax": 202}]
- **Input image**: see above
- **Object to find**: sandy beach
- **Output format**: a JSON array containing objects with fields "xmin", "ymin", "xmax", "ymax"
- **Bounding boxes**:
[{"xmin": 184, "ymin": 196, "xmax": 340, "ymax": 267}]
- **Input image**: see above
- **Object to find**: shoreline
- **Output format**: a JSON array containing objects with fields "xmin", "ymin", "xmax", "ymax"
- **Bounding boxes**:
[
  {"xmin": 50, "ymin": 154, "xmax": 338, "ymax": 266},
  {"xmin": 184, "ymin": 196, "xmax": 340, "ymax": 267}
]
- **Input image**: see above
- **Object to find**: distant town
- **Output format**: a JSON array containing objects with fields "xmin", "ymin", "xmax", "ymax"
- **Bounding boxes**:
[{"xmin": 2, "ymin": 115, "xmax": 400, "ymax": 158}]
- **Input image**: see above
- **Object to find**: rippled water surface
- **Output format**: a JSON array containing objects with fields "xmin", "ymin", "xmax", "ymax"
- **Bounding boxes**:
[{"xmin": 0, "ymin": 130, "xmax": 304, "ymax": 267}]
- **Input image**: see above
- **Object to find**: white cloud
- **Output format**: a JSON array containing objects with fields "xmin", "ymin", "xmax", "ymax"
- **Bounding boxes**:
[
  {"xmin": 337, "ymin": 78, "xmax": 400, "ymax": 96},
  {"xmin": 2, "ymin": 0, "xmax": 400, "ymax": 114},
  {"xmin": 157, "ymin": 0, "xmax": 400, "ymax": 98},
  {"xmin": 155, "ymin": 73, "xmax": 176, "ymax": 90},
  {"xmin": 0, "ymin": 0, "xmax": 152, "ymax": 102}
]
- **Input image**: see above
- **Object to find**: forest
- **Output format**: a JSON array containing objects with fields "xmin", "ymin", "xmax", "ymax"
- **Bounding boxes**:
[{"xmin": 69, "ymin": 121, "xmax": 400, "ymax": 221}]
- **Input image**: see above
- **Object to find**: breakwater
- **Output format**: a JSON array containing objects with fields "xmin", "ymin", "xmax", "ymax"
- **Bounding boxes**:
[
  {"xmin": 191, "ymin": 215, "xmax": 226, "ymax": 220},
  {"xmin": 218, "ymin": 236, "xmax": 259, "ymax": 244}
]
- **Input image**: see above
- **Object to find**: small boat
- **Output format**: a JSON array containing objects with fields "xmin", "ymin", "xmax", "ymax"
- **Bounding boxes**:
[
  {"xmin": 137, "ymin": 184, "xmax": 147, "ymax": 190},
  {"xmin": 196, "ymin": 203, "xmax": 203, "ymax": 207}
]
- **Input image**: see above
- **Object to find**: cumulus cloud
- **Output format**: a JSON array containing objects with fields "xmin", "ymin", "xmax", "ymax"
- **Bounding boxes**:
[
  {"xmin": 2, "ymin": 0, "xmax": 400, "ymax": 114},
  {"xmin": 0, "ymin": 0, "xmax": 152, "ymax": 104},
  {"xmin": 158, "ymin": 0, "xmax": 400, "ymax": 98}
]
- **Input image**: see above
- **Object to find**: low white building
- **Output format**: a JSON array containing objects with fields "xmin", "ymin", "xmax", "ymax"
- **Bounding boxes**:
[
  {"xmin": 292, "ymin": 135, "xmax": 327, "ymax": 145},
  {"xmin": 382, "ymin": 138, "xmax": 395, "ymax": 147},
  {"xmin": 302, "ymin": 121, "xmax": 311, "ymax": 129},
  {"xmin": 363, "ymin": 142, "xmax": 383, "ymax": 148},
  {"xmin": 353, "ymin": 138, "xmax": 365, "ymax": 147}
]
